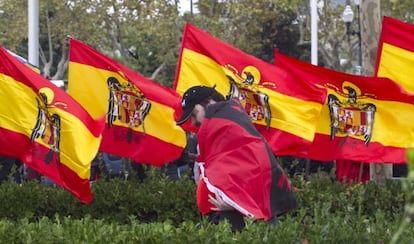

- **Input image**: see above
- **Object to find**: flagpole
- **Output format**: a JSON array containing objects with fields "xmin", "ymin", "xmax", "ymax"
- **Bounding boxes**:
[
  {"xmin": 310, "ymin": 0, "xmax": 318, "ymax": 65},
  {"xmin": 28, "ymin": 0, "xmax": 39, "ymax": 67}
]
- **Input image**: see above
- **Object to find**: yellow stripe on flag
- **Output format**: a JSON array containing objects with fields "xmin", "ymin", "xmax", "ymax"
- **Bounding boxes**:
[
  {"xmin": 68, "ymin": 62, "xmax": 110, "ymax": 119},
  {"xmin": 69, "ymin": 62, "xmax": 184, "ymax": 147},
  {"xmin": 52, "ymin": 110, "xmax": 102, "ymax": 179},
  {"xmin": 377, "ymin": 43, "xmax": 414, "ymax": 93},
  {"xmin": 177, "ymin": 49, "xmax": 323, "ymax": 142},
  {"xmin": 315, "ymin": 90, "xmax": 414, "ymax": 148},
  {"xmin": 0, "ymin": 73, "xmax": 39, "ymax": 134}
]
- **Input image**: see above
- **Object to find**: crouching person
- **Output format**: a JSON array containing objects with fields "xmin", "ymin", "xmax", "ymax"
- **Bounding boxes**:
[{"xmin": 177, "ymin": 85, "xmax": 298, "ymax": 232}]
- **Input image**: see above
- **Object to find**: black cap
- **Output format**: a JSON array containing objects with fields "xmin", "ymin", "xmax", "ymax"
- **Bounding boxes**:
[{"xmin": 177, "ymin": 85, "xmax": 216, "ymax": 125}]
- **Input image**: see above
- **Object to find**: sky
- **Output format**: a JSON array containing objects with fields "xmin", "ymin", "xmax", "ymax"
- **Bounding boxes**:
[{"xmin": 178, "ymin": 0, "xmax": 199, "ymax": 15}]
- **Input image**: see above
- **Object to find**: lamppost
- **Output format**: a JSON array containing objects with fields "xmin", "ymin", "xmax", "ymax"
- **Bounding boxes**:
[{"xmin": 342, "ymin": 0, "xmax": 362, "ymax": 75}]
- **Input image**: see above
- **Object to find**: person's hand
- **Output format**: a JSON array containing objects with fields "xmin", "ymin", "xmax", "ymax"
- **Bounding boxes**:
[{"xmin": 208, "ymin": 193, "xmax": 234, "ymax": 211}]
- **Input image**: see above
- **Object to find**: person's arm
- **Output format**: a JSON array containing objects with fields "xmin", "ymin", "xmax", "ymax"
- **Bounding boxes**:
[{"xmin": 208, "ymin": 193, "xmax": 234, "ymax": 211}]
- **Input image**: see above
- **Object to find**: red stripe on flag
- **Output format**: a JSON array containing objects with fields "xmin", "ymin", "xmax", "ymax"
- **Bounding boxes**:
[
  {"xmin": 377, "ymin": 16, "xmax": 414, "ymax": 53},
  {"xmin": 99, "ymin": 126, "xmax": 187, "ymax": 166},
  {"xmin": 300, "ymin": 134, "xmax": 407, "ymax": 163}
]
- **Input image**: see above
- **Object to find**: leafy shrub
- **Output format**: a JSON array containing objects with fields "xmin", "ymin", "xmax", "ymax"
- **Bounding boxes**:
[
  {"xmin": 0, "ymin": 215, "xmax": 413, "ymax": 243},
  {"xmin": 0, "ymin": 166, "xmax": 412, "ymax": 242}
]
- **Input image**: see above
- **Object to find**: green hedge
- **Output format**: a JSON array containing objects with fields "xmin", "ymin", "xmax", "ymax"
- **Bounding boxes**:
[
  {"xmin": 0, "ymin": 169, "xmax": 199, "ymax": 224},
  {"xmin": 0, "ymin": 214, "xmax": 412, "ymax": 243},
  {"xmin": 0, "ymin": 168, "xmax": 412, "ymax": 242}
]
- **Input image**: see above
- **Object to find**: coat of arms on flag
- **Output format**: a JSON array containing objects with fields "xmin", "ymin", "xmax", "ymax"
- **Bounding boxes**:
[
  {"xmin": 107, "ymin": 77, "xmax": 151, "ymax": 143},
  {"xmin": 326, "ymin": 82, "xmax": 376, "ymax": 145},
  {"xmin": 31, "ymin": 88, "xmax": 63, "ymax": 164},
  {"xmin": 224, "ymin": 64, "xmax": 273, "ymax": 130}
]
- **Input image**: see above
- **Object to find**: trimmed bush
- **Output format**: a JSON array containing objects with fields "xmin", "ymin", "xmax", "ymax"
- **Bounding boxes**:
[{"xmin": 0, "ymin": 167, "xmax": 412, "ymax": 242}]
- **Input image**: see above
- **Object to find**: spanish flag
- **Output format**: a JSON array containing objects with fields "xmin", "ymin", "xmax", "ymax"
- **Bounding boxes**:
[
  {"xmin": 174, "ymin": 23, "xmax": 326, "ymax": 156},
  {"xmin": 0, "ymin": 45, "xmax": 103, "ymax": 203},
  {"xmin": 376, "ymin": 16, "xmax": 414, "ymax": 93},
  {"xmin": 68, "ymin": 38, "xmax": 186, "ymax": 166},
  {"xmin": 275, "ymin": 52, "xmax": 414, "ymax": 163}
]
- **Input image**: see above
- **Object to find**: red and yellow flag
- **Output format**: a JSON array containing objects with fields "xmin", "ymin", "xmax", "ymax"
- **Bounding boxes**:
[
  {"xmin": 275, "ymin": 52, "xmax": 414, "ymax": 163},
  {"xmin": 68, "ymin": 38, "xmax": 186, "ymax": 166},
  {"xmin": 0, "ymin": 46, "xmax": 104, "ymax": 203},
  {"xmin": 376, "ymin": 16, "xmax": 414, "ymax": 93},
  {"xmin": 174, "ymin": 23, "xmax": 327, "ymax": 156}
]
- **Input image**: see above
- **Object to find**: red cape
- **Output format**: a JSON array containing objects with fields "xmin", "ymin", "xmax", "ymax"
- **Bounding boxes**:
[{"xmin": 196, "ymin": 99, "xmax": 297, "ymax": 220}]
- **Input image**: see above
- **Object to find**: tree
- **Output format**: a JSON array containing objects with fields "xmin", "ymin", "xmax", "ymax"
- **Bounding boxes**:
[
  {"xmin": 1, "ymin": 0, "xmax": 413, "ymax": 85},
  {"xmin": 0, "ymin": 1, "xmax": 29, "ymax": 56},
  {"xmin": 0, "ymin": 0, "xmax": 183, "ymax": 86},
  {"xmin": 187, "ymin": 0, "xmax": 304, "ymax": 62},
  {"xmin": 381, "ymin": 0, "xmax": 414, "ymax": 23},
  {"xmin": 38, "ymin": 0, "xmax": 107, "ymax": 79}
]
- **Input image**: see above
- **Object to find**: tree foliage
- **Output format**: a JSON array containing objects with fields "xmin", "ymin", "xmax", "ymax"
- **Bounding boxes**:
[
  {"xmin": 381, "ymin": 0, "xmax": 414, "ymax": 23},
  {"xmin": 0, "ymin": 1, "xmax": 28, "ymax": 53},
  {"xmin": 0, "ymin": 0, "xmax": 413, "ymax": 85},
  {"xmin": 190, "ymin": 0, "xmax": 303, "ymax": 62}
]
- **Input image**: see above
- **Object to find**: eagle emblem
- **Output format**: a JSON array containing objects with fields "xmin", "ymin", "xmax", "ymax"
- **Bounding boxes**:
[
  {"xmin": 224, "ymin": 64, "xmax": 272, "ymax": 130},
  {"xmin": 107, "ymin": 77, "xmax": 151, "ymax": 143},
  {"xmin": 31, "ymin": 90, "xmax": 61, "ymax": 164},
  {"xmin": 327, "ymin": 84, "xmax": 376, "ymax": 145}
]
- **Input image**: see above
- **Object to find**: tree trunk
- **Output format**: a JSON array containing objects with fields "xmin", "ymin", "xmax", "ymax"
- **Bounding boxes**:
[
  {"xmin": 361, "ymin": 0, "xmax": 393, "ymax": 183},
  {"xmin": 361, "ymin": 0, "xmax": 380, "ymax": 76}
]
